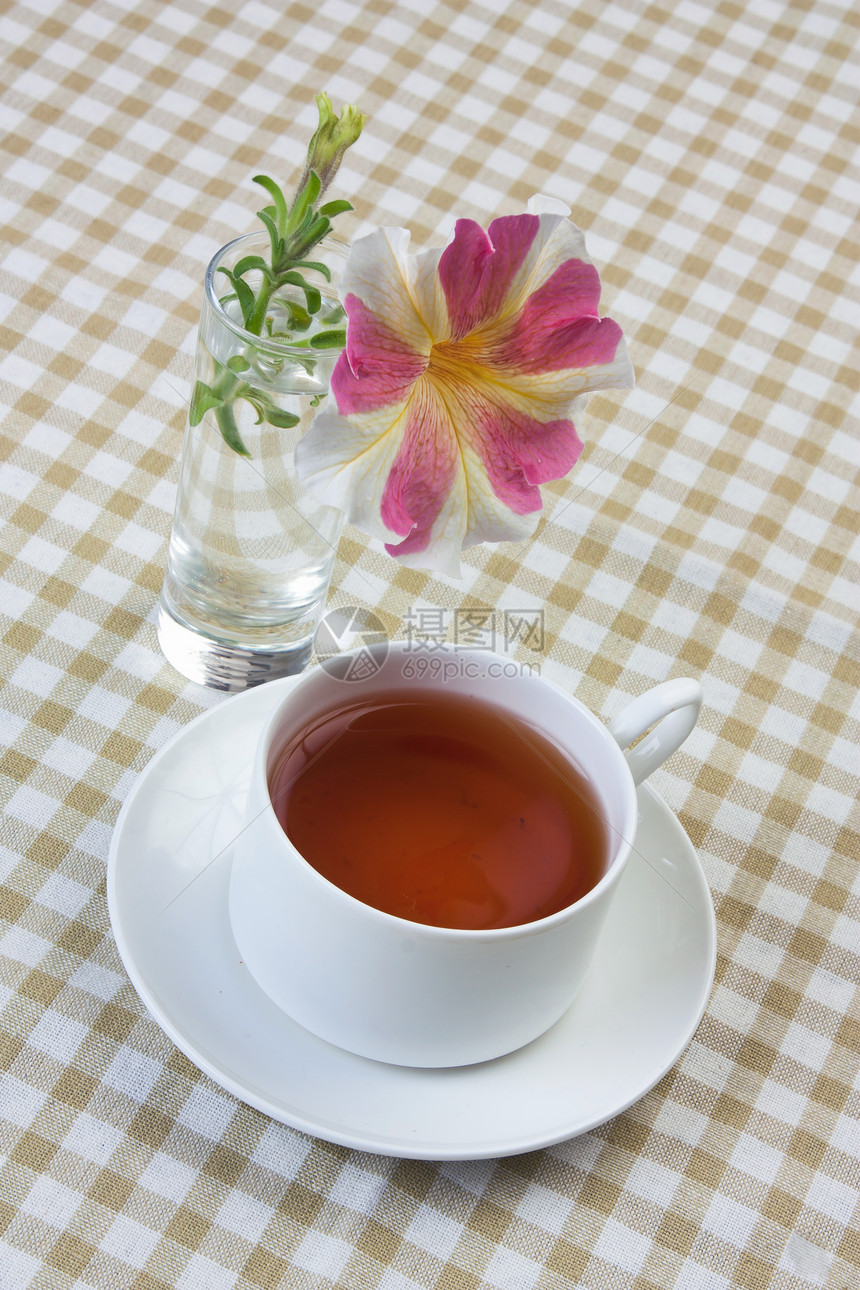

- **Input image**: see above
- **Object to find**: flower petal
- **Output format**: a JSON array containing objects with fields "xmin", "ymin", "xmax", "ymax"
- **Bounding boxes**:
[
  {"xmin": 469, "ymin": 400, "xmax": 584, "ymax": 505},
  {"xmin": 483, "ymin": 212, "xmax": 591, "ymax": 327},
  {"xmin": 509, "ymin": 256, "xmax": 602, "ymax": 344},
  {"xmin": 295, "ymin": 401, "xmax": 411, "ymax": 542},
  {"xmin": 333, "ymin": 296, "xmax": 427, "ymax": 414},
  {"xmin": 371, "ymin": 379, "xmax": 556, "ymax": 572},
  {"xmin": 438, "ymin": 214, "xmax": 539, "ymax": 339},
  {"xmin": 379, "ymin": 383, "xmax": 460, "ymax": 559},
  {"xmin": 297, "ymin": 377, "xmax": 555, "ymax": 576},
  {"xmin": 489, "ymin": 256, "xmax": 629, "ymax": 380},
  {"xmin": 498, "ymin": 305, "xmax": 627, "ymax": 375},
  {"xmin": 430, "ymin": 373, "xmax": 583, "ymax": 513},
  {"xmin": 528, "ymin": 193, "xmax": 572, "ymax": 218},
  {"xmin": 338, "ymin": 226, "xmax": 432, "ymax": 360},
  {"xmin": 481, "ymin": 331, "xmax": 634, "ymax": 403},
  {"xmin": 388, "ymin": 458, "xmax": 539, "ymax": 577}
]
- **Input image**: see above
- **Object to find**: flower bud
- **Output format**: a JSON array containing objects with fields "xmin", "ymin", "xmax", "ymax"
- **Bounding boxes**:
[{"xmin": 300, "ymin": 93, "xmax": 365, "ymax": 194}]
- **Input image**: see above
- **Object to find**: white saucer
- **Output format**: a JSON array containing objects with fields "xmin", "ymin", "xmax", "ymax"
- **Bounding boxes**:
[{"xmin": 107, "ymin": 677, "xmax": 716, "ymax": 1160}]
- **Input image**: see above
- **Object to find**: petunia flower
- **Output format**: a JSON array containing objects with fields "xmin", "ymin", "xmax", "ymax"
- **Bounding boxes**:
[{"xmin": 295, "ymin": 196, "xmax": 634, "ymax": 575}]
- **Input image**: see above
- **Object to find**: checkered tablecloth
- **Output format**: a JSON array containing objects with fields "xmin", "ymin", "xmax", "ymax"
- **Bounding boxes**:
[{"xmin": 1, "ymin": 1, "xmax": 858, "ymax": 1287}]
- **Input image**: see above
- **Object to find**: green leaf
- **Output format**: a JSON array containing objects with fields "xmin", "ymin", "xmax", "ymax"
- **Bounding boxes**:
[
  {"xmin": 257, "ymin": 209, "xmax": 283, "ymax": 261},
  {"xmin": 253, "ymin": 174, "xmax": 289, "ymax": 234},
  {"xmin": 279, "ymin": 302, "xmax": 312, "ymax": 332},
  {"xmin": 189, "ymin": 380, "xmax": 223, "ymax": 426},
  {"xmin": 318, "ymin": 199, "xmax": 353, "ymax": 218},
  {"xmin": 235, "ymin": 281, "xmax": 257, "ymax": 329},
  {"xmin": 290, "ymin": 258, "xmax": 331, "ymax": 281},
  {"xmin": 286, "ymin": 169, "xmax": 322, "ymax": 234},
  {"xmin": 234, "ymin": 254, "xmax": 271, "ymax": 278},
  {"xmin": 309, "ymin": 328, "xmax": 346, "ymax": 349},
  {"xmin": 217, "ymin": 268, "xmax": 256, "ymax": 328},
  {"xmin": 244, "ymin": 396, "xmax": 266, "ymax": 425},
  {"xmin": 264, "ymin": 408, "xmax": 301, "ymax": 428},
  {"xmin": 279, "ymin": 271, "xmax": 321, "ymax": 315},
  {"xmin": 291, "ymin": 352, "xmax": 321, "ymax": 374},
  {"xmin": 215, "ymin": 403, "xmax": 251, "ymax": 456},
  {"xmin": 226, "ymin": 354, "xmax": 250, "ymax": 372},
  {"xmin": 296, "ymin": 216, "xmax": 331, "ymax": 254}
]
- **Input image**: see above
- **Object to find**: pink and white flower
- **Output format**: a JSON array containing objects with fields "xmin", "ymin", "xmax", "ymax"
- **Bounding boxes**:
[{"xmin": 295, "ymin": 196, "xmax": 634, "ymax": 575}]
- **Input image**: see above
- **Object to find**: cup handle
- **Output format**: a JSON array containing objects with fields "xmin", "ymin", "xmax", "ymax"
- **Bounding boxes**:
[{"xmin": 607, "ymin": 678, "xmax": 703, "ymax": 786}]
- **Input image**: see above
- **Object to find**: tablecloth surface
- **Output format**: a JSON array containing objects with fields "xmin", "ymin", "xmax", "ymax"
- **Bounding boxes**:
[{"xmin": 1, "ymin": 1, "xmax": 858, "ymax": 1287}]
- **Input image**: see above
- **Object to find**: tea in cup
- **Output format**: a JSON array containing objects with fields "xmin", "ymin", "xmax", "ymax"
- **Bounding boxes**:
[
  {"xmin": 270, "ymin": 683, "xmax": 609, "ymax": 931},
  {"xmin": 228, "ymin": 642, "xmax": 701, "ymax": 1067}
]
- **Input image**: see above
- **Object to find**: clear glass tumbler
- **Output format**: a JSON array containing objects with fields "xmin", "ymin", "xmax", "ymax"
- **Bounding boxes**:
[{"xmin": 157, "ymin": 233, "xmax": 346, "ymax": 691}]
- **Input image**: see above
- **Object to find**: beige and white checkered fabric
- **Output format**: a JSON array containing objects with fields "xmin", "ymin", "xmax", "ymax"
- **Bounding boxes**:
[{"xmin": 1, "ymin": 1, "xmax": 858, "ymax": 1287}]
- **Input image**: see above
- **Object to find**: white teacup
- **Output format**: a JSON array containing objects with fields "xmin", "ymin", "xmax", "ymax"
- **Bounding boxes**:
[{"xmin": 228, "ymin": 642, "xmax": 702, "ymax": 1067}]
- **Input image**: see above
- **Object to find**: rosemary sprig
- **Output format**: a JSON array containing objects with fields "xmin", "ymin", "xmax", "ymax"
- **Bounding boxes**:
[{"xmin": 190, "ymin": 94, "xmax": 364, "ymax": 455}]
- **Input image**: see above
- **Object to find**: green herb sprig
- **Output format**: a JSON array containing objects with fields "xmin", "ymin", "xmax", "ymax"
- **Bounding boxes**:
[{"xmin": 190, "ymin": 94, "xmax": 364, "ymax": 456}]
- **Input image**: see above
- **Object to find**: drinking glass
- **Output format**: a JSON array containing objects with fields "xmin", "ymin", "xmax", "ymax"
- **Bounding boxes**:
[{"xmin": 157, "ymin": 233, "xmax": 345, "ymax": 690}]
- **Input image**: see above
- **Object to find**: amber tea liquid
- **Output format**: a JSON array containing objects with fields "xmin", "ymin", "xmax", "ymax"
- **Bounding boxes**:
[{"xmin": 269, "ymin": 689, "xmax": 608, "ymax": 931}]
